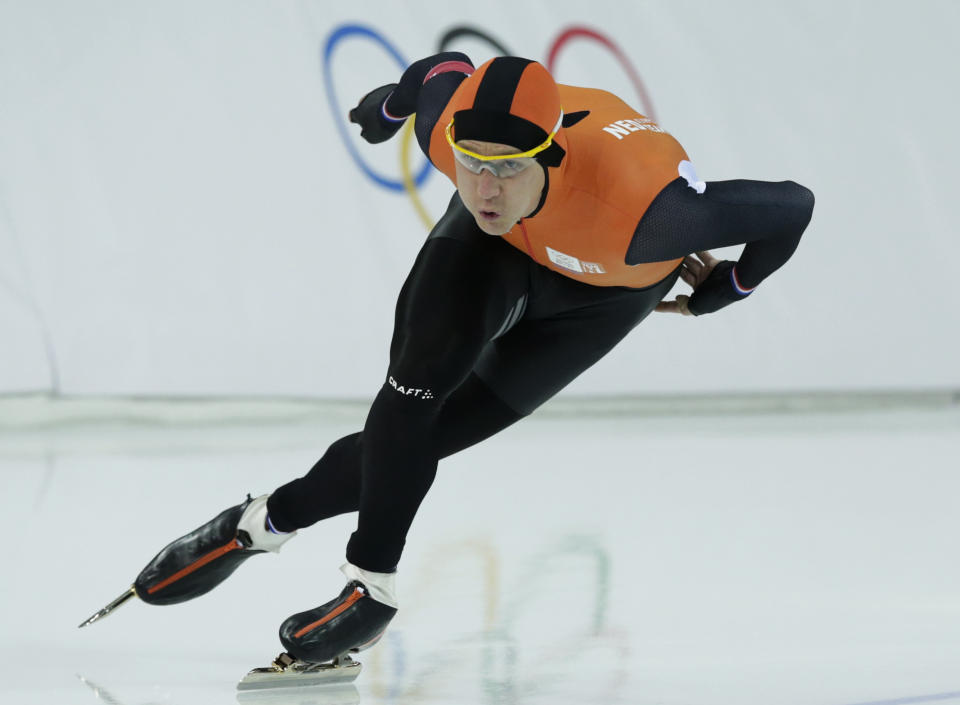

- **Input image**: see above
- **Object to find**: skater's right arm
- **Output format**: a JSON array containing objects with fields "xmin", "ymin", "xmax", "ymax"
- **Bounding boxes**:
[{"xmin": 349, "ymin": 52, "xmax": 473, "ymax": 151}]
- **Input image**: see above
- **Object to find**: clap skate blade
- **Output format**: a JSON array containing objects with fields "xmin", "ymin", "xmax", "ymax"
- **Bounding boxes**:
[
  {"xmin": 237, "ymin": 652, "xmax": 361, "ymax": 691},
  {"xmin": 78, "ymin": 586, "xmax": 137, "ymax": 628}
]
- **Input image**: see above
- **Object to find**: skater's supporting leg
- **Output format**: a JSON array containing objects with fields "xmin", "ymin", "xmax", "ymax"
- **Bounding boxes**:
[
  {"xmin": 345, "ymin": 235, "xmax": 521, "ymax": 571},
  {"xmin": 346, "ymin": 260, "xmax": 681, "ymax": 571}
]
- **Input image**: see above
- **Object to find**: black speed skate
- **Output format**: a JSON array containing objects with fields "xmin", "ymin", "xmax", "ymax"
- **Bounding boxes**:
[
  {"xmin": 237, "ymin": 563, "xmax": 398, "ymax": 691},
  {"xmin": 79, "ymin": 494, "xmax": 295, "ymax": 627},
  {"xmin": 236, "ymin": 580, "xmax": 396, "ymax": 692},
  {"xmin": 279, "ymin": 581, "xmax": 398, "ymax": 664},
  {"xmin": 134, "ymin": 495, "xmax": 262, "ymax": 605}
]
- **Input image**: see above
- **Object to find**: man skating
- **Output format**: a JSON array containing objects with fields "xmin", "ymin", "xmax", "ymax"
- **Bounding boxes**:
[{"xmin": 83, "ymin": 53, "xmax": 814, "ymax": 682}]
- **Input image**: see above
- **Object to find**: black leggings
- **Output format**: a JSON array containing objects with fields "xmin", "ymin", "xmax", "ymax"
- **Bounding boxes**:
[{"xmin": 267, "ymin": 194, "xmax": 679, "ymax": 571}]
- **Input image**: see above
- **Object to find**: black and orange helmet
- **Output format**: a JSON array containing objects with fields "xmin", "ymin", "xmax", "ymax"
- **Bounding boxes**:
[{"xmin": 446, "ymin": 57, "xmax": 566, "ymax": 167}]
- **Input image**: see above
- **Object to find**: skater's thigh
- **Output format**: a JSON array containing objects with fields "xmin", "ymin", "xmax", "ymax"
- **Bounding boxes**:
[
  {"xmin": 387, "ymin": 200, "xmax": 530, "ymax": 397},
  {"xmin": 474, "ymin": 268, "xmax": 681, "ymax": 415},
  {"xmin": 432, "ymin": 372, "xmax": 524, "ymax": 458}
]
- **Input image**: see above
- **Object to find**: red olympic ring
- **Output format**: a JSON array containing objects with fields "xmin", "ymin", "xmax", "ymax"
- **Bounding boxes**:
[
  {"xmin": 546, "ymin": 26, "xmax": 658, "ymax": 123},
  {"xmin": 435, "ymin": 24, "xmax": 656, "ymax": 120}
]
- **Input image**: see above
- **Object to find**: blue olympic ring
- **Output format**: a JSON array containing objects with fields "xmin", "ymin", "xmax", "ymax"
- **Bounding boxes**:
[{"xmin": 322, "ymin": 24, "xmax": 433, "ymax": 192}]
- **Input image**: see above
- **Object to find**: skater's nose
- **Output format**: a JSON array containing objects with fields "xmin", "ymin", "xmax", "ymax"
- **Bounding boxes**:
[{"xmin": 476, "ymin": 170, "xmax": 501, "ymax": 200}]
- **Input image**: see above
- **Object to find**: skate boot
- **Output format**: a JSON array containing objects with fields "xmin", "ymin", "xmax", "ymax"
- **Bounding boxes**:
[
  {"xmin": 80, "ymin": 494, "xmax": 296, "ymax": 627},
  {"xmin": 278, "ymin": 563, "xmax": 398, "ymax": 664},
  {"xmin": 134, "ymin": 494, "xmax": 296, "ymax": 605}
]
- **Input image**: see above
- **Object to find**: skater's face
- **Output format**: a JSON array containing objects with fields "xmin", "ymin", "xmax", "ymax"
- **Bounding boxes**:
[{"xmin": 454, "ymin": 140, "xmax": 546, "ymax": 236}]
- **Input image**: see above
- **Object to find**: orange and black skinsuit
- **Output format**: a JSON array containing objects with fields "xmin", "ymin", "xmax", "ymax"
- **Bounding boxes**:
[{"xmin": 266, "ymin": 54, "xmax": 814, "ymax": 573}]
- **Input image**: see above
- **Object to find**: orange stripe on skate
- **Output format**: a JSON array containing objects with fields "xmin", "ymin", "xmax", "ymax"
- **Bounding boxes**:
[
  {"xmin": 293, "ymin": 588, "xmax": 365, "ymax": 638},
  {"xmin": 147, "ymin": 538, "xmax": 243, "ymax": 595}
]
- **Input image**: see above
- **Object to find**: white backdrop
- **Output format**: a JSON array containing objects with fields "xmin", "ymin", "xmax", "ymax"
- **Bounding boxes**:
[{"xmin": 1, "ymin": 0, "xmax": 957, "ymax": 398}]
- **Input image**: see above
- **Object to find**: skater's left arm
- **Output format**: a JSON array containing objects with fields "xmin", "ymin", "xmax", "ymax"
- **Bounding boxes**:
[{"xmin": 349, "ymin": 53, "xmax": 474, "ymax": 148}]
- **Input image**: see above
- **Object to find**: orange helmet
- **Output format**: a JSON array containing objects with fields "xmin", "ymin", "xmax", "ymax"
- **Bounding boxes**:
[{"xmin": 447, "ymin": 57, "xmax": 566, "ymax": 167}]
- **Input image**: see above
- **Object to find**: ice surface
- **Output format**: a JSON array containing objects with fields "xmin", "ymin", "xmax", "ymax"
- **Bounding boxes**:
[{"xmin": 1, "ymin": 403, "xmax": 959, "ymax": 705}]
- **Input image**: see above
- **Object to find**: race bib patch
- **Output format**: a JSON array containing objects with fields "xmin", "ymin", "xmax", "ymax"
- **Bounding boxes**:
[{"xmin": 545, "ymin": 247, "xmax": 606, "ymax": 274}]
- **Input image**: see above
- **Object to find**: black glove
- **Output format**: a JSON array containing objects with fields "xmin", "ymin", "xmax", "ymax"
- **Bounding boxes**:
[
  {"xmin": 348, "ymin": 83, "xmax": 404, "ymax": 144},
  {"xmin": 687, "ymin": 260, "xmax": 751, "ymax": 315}
]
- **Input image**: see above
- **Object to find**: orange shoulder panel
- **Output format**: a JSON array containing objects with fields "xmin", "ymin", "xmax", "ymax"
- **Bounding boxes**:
[{"xmin": 557, "ymin": 85, "xmax": 688, "ymax": 221}]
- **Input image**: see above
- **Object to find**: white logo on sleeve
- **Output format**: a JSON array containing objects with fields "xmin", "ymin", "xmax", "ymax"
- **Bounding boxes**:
[{"xmin": 388, "ymin": 376, "xmax": 434, "ymax": 400}]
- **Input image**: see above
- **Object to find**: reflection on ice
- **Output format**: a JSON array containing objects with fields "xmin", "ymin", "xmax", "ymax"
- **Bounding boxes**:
[
  {"xmin": 235, "ymin": 684, "xmax": 360, "ymax": 705},
  {"xmin": 76, "ymin": 674, "xmax": 164, "ymax": 705},
  {"xmin": 78, "ymin": 672, "xmax": 361, "ymax": 705}
]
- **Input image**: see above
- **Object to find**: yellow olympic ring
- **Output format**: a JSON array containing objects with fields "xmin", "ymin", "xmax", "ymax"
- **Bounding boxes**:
[{"xmin": 400, "ymin": 118, "xmax": 436, "ymax": 231}]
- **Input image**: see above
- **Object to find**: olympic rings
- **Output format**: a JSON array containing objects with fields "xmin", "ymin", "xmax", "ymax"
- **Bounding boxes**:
[
  {"xmin": 322, "ymin": 24, "xmax": 432, "ymax": 192},
  {"xmin": 322, "ymin": 21, "xmax": 658, "ymax": 228}
]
